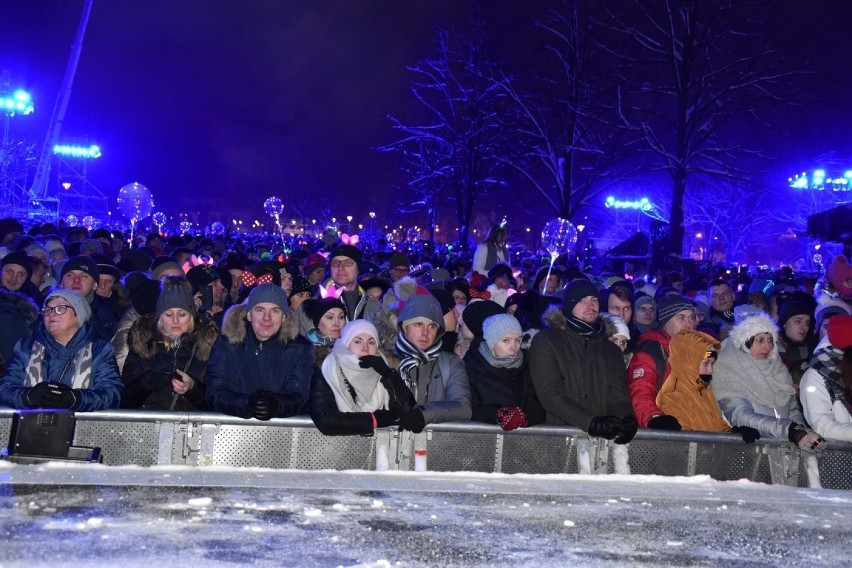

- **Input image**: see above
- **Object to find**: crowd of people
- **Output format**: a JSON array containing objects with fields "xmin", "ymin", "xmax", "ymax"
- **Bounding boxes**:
[{"xmin": 0, "ymin": 216, "xmax": 850, "ymax": 460}]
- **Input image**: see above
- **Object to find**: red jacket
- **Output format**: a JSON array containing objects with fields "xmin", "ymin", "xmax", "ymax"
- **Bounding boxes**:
[{"xmin": 626, "ymin": 328, "xmax": 671, "ymax": 428}]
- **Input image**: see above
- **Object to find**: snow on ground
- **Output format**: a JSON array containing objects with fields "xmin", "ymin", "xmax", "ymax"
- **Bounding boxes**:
[{"xmin": 0, "ymin": 461, "xmax": 848, "ymax": 567}]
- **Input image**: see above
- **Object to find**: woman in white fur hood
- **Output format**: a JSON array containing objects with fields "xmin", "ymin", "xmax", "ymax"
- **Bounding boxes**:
[{"xmin": 713, "ymin": 312, "xmax": 825, "ymax": 454}]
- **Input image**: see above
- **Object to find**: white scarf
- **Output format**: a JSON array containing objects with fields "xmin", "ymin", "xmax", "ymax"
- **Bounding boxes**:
[
  {"xmin": 712, "ymin": 340, "xmax": 796, "ymax": 410},
  {"xmin": 320, "ymin": 341, "xmax": 389, "ymax": 413}
]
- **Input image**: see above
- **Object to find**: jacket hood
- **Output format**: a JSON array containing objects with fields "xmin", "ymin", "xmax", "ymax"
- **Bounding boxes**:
[
  {"xmin": 542, "ymin": 304, "xmax": 568, "ymax": 330},
  {"xmin": 0, "ymin": 287, "xmax": 38, "ymax": 325},
  {"xmin": 128, "ymin": 312, "xmax": 220, "ymax": 361},
  {"xmin": 668, "ymin": 330, "xmax": 720, "ymax": 387},
  {"xmin": 221, "ymin": 302, "xmax": 299, "ymax": 344}
]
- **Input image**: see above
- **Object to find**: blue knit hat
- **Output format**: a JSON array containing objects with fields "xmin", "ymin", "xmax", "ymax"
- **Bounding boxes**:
[
  {"xmin": 482, "ymin": 314, "xmax": 522, "ymax": 351},
  {"xmin": 247, "ymin": 283, "xmax": 290, "ymax": 314}
]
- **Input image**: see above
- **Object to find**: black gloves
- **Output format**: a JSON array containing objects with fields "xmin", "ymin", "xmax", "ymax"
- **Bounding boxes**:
[
  {"xmin": 647, "ymin": 415, "xmax": 682, "ymax": 431},
  {"xmin": 24, "ymin": 382, "xmax": 79, "ymax": 409},
  {"xmin": 732, "ymin": 426, "xmax": 761, "ymax": 444},
  {"xmin": 587, "ymin": 416, "xmax": 623, "ymax": 439},
  {"xmin": 398, "ymin": 409, "xmax": 426, "ymax": 433},
  {"xmin": 247, "ymin": 390, "xmax": 279, "ymax": 421},
  {"xmin": 614, "ymin": 415, "xmax": 638, "ymax": 444},
  {"xmin": 373, "ymin": 409, "xmax": 398, "ymax": 428},
  {"xmin": 358, "ymin": 355, "xmax": 395, "ymax": 378},
  {"xmin": 788, "ymin": 422, "xmax": 825, "ymax": 455}
]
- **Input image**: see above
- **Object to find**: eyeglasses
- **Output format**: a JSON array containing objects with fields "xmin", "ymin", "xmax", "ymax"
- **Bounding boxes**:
[
  {"xmin": 43, "ymin": 304, "xmax": 75, "ymax": 316},
  {"xmin": 330, "ymin": 259, "xmax": 355, "ymax": 269},
  {"xmin": 392, "ymin": 267, "xmax": 410, "ymax": 274}
]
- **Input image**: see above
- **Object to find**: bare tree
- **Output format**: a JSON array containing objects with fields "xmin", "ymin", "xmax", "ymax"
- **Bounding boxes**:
[
  {"xmin": 380, "ymin": 25, "xmax": 508, "ymax": 246},
  {"xmin": 496, "ymin": 0, "xmax": 629, "ymax": 221},
  {"xmin": 609, "ymin": 0, "xmax": 794, "ymax": 258}
]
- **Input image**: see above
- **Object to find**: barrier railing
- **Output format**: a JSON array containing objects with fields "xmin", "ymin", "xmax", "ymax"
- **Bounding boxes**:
[{"xmin": 2, "ymin": 409, "xmax": 850, "ymax": 490}]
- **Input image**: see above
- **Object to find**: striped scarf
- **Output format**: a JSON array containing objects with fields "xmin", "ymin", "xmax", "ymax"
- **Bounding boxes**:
[
  {"xmin": 564, "ymin": 315, "xmax": 605, "ymax": 339},
  {"xmin": 395, "ymin": 333, "xmax": 442, "ymax": 392},
  {"xmin": 810, "ymin": 343, "xmax": 852, "ymax": 416}
]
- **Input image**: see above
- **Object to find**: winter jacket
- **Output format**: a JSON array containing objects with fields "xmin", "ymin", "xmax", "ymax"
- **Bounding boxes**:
[
  {"xmin": 0, "ymin": 288, "xmax": 38, "ymax": 371},
  {"xmin": 656, "ymin": 331, "xmax": 729, "ymax": 432},
  {"xmin": 528, "ymin": 308, "xmax": 634, "ymax": 431},
  {"xmin": 121, "ymin": 313, "xmax": 218, "ymax": 410},
  {"xmin": 111, "ymin": 306, "xmax": 141, "ymax": 372},
  {"xmin": 404, "ymin": 352, "xmax": 472, "ymax": 424},
  {"xmin": 800, "ymin": 337, "xmax": 852, "ymax": 442},
  {"xmin": 626, "ymin": 328, "xmax": 672, "ymax": 427},
  {"xmin": 463, "ymin": 340, "xmax": 545, "ymax": 426},
  {"xmin": 308, "ymin": 358, "xmax": 415, "ymax": 436},
  {"xmin": 0, "ymin": 322, "xmax": 122, "ymax": 411},
  {"xmin": 205, "ymin": 304, "xmax": 315, "ymax": 418},
  {"xmin": 90, "ymin": 293, "xmax": 120, "ymax": 343}
]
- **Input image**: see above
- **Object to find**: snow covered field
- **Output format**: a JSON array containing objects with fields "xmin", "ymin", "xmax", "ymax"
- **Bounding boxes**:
[{"xmin": 0, "ymin": 461, "xmax": 848, "ymax": 567}]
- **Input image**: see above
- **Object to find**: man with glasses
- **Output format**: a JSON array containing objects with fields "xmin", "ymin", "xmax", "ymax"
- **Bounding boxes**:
[
  {"xmin": 627, "ymin": 295, "xmax": 697, "ymax": 430},
  {"xmin": 0, "ymin": 289, "xmax": 122, "ymax": 411},
  {"xmin": 382, "ymin": 252, "xmax": 411, "ymax": 307},
  {"xmin": 327, "ymin": 245, "xmax": 382, "ymax": 322}
]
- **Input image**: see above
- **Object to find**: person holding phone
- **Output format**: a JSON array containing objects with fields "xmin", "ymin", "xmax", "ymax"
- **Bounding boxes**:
[{"xmin": 121, "ymin": 277, "xmax": 218, "ymax": 410}]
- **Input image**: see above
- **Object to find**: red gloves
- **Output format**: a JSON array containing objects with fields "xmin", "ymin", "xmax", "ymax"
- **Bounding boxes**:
[{"xmin": 496, "ymin": 406, "xmax": 529, "ymax": 431}]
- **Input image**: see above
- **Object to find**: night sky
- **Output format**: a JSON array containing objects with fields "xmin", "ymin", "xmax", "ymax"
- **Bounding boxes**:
[{"xmin": 2, "ymin": 1, "xmax": 851, "ymax": 231}]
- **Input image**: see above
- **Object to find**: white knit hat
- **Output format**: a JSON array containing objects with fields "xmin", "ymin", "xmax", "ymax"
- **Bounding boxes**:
[{"xmin": 340, "ymin": 319, "xmax": 379, "ymax": 349}]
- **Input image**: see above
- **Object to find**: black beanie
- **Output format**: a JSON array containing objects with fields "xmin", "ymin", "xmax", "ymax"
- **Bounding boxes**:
[
  {"xmin": 329, "ymin": 244, "xmax": 363, "ymax": 267},
  {"xmin": 561, "ymin": 279, "xmax": 599, "ymax": 317},
  {"xmin": 778, "ymin": 300, "xmax": 813, "ymax": 329},
  {"xmin": 306, "ymin": 297, "xmax": 346, "ymax": 328},
  {"xmin": 461, "ymin": 300, "xmax": 504, "ymax": 338},
  {"xmin": 1, "ymin": 250, "xmax": 33, "ymax": 280}
]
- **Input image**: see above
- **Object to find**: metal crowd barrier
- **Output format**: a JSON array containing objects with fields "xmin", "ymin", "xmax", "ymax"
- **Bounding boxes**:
[{"xmin": 1, "ymin": 408, "xmax": 850, "ymax": 490}]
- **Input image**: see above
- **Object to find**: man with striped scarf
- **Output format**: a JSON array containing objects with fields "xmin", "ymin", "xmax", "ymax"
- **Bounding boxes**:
[{"xmin": 393, "ymin": 294, "xmax": 472, "ymax": 432}]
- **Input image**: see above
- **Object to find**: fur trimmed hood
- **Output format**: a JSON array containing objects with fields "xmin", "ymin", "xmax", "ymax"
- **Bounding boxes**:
[
  {"xmin": 542, "ymin": 304, "xmax": 568, "ymax": 330},
  {"xmin": 128, "ymin": 312, "xmax": 219, "ymax": 361},
  {"xmin": 0, "ymin": 287, "xmax": 38, "ymax": 325},
  {"xmin": 221, "ymin": 302, "xmax": 299, "ymax": 344},
  {"xmin": 727, "ymin": 312, "xmax": 779, "ymax": 353}
]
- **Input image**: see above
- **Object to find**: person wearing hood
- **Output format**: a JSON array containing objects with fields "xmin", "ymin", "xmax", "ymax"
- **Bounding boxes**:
[
  {"xmin": 0, "ymin": 286, "xmax": 39, "ymax": 373},
  {"xmin": 121, "ymin": 277, "xmax": 218, "ymax": 410},
  {"xmin": 0, "ymin": 289, "xmax": 122, "ymax": 411},
  {"xmin": 800, "ymin": 315, "xmax": 852, "ymax": 442},
  {"xmin": 713, "ymin": 312, "xmax": 825, "ymax": 455},
  {"xmin": 393, "ymin": 294, "xmax": 472, "ymax": 432},
  {"xmin": 656, "ymin": 330, "xmax": 760, "ymax": 441},
  {"xmin": 309, "ymin": 320, "xmax": 414, "ymax": 436},
  {"xmin": 464, "ymin": 313, "xmax": 545, "ymax": 431},
  {"xmin": 205, "ymin": 284, "xmax": 315, "ymax": 420},
  {"xmin": 529, "ymin": 279, "xmax": 637, "ymax": 443}
]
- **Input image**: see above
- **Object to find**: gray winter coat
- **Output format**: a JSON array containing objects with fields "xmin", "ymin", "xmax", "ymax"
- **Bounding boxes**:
[{"xmin": 407, "ymin": 352, "xmax": 472, "ymax": 424}]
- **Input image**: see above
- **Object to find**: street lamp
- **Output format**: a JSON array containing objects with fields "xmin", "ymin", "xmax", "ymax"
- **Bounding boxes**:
[
  {"xmin": 346, "ymin": 215, "xmax": 353, "ymax": 234},
  {"xmin": 369, "ymin": 211, "xmax": 375, "ymax": 231}
]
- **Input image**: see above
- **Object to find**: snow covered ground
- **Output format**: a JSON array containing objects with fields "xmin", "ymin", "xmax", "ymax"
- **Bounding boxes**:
[{"xmin": 0, "ymin": 461, "xmax": 848, "ymax": 567}]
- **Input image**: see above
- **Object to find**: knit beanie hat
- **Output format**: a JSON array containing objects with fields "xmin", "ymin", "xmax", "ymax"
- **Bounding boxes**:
[
  {"xmin": 150, "ymin": 256, "xmax": 182, "ymax": 280},
  {"xmin": 247, "ymin": 283, "xmax": 290, "ymax": 314},
  {"xmin": 186, "ymin": 264, "xmax": 220, "ymax": 295},
  {"xmin": 561, "ymin": 279, "xmax": 599, "ymax": 317},
  {"xmin": 600, "ymin": 312, "xmax": 630, "ymax": 340},
  {"xmin": 827, "ymin": 315, "xmax": 852, "ymax": 349},
  {"xmin": 729, "ymin": 312, "xmax": 778, "ymax": 352},
  {"xmin": 44, "ymin": 289, "xmax": 91, "ymax": 326},
  {"xmin": 748, "ymin": 279, "xmax": 775, "ymax": 296},
  {"xmin": 303, "ymin": 253, "xmax": 327, "ymax": 277},
  {"xmin": 329, "ymin": 244, "xmax": 362, "ymax": 268},
  {"xmin": 156, "ymin": 278, "xmax": 196, "ymax": 319},
  {"xmin": 778, "ymin": 300, "xmax": 813, "ymax": 329},
  {"xmin": 388, "ymin": 252, "xmax": 411, "ymax": 269},
  {"xmin": 398, "ymin": 293, "xmax": 444, "ymax": 330},
  {"xmin": 461, "ymin": 299, "xmax": 504, "ymax": 338},
  {"xmin": 827, "ymin": 255, "xmax": 852, "ymax": 297},
  {"xmin": 482, "ymin": 313, "xmax": 522, "ymax": 351},
  {"xmin": 634, "ymin": 295, "xmax": 656, "ymax": 312},
  {"xmin": 816, "ymin": 304, "xmax": 850, "ymax": 333},
  {"xmin": 91, "ymin": 254, "xmax": 120, "ymax": 280},
  {"xmin": 80, "ymin": 239, "xmax": 104, "ymax": 256},
  {"xmin": 0, "ymin": 217, "xmax": 23, "ymax": 244},
  {"xmin": 289, "ymin": 274, "xmax": 315, "ymax": 298},
  {"xmin": 340, "ymin": 319, "xmax": 379, "ymax": 349},
  {"xmin": 656, "ymin": 295, "xmax": 694, "ymax": 328},
  {"xmin": 1, "ymin": 250, "xmax": 32, "ymax": 280},
  {"xmin": 60, "ymin": 255, "xmax": 100, "ymax": 281},
  {"xmin": 306, "ymin": 297, "xmax": 346, "ymax": 328}
]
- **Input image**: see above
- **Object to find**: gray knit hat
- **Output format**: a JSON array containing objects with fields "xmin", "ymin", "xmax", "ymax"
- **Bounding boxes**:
[
  {"xmin": 44, "ymin": 289, "xmax": 92, "ymax": 326},
  {"xmin": 247, "ymin": 283, "xmax": 290, "ymax": 314},
  {"xmin": 656, "ymin": 295, "xmax": 694, "ymax": 328},
  {"xmin": 634, "ymin": 295, "xmax": 656, "ymax": 311},
  {"xmin": 482, "ymin": 314, "xmax": 522, "ymax": 351},
  {"xmin": 398, "ymin": 294, "xmax": 444, "ymax": 334},
  {"xmin": 156, "ymin": 278, "xmax": 196, "ymax": 319}
]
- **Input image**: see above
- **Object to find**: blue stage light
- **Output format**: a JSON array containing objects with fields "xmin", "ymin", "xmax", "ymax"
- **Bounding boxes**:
[
  {"xmin": 53, "ymin": 144, "xmax": 102, "ymax": 159},
  {"xmin": 0, "ymin": 89, "xmax": 34, "ymax": 116}
]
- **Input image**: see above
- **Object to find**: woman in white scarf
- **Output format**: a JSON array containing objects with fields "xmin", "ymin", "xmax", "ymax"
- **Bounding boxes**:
[
  {"xmin": 309, "ymin": 320, "xmax": 414, "ymax": 436},
  {"xmin": 713, "ymin": 312, "xmax": 825, "ymax": 453}
]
